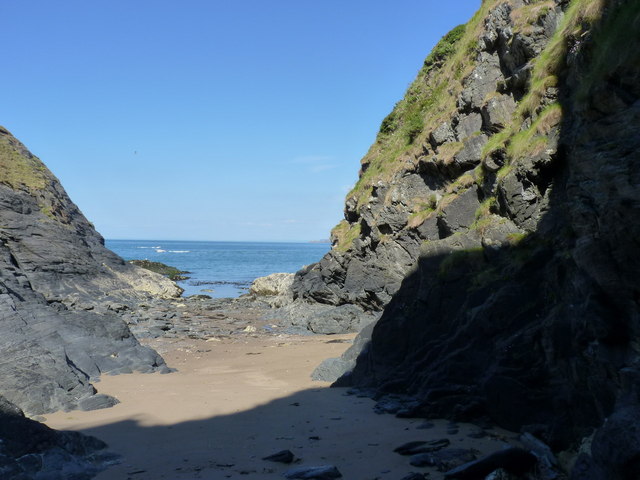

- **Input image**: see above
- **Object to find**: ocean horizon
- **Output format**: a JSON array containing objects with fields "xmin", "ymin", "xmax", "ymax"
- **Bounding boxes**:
[{"xmin": 106, "ymin": 239, "xmax": 330, "ymax": 298}]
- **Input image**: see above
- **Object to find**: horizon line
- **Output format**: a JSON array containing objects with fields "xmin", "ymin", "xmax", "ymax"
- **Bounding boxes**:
[{"xmin": 105, "ymin": 238, "xmax": 331, "ymax": 244}]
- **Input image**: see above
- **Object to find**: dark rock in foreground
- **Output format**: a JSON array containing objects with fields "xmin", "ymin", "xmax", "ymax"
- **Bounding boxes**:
[
  {"xmin": 283, "ymin": 465, "xmax": 342, "ymax": 479},
  {"xmin": 443, "ymin": 448, "xmax": 537, "ymax": 479},
  {"xmin": 0, "ymin": 396, "xmax": 116, "ymax": 480},
  {"xmin": 289, "ymin": 2, "xmax": 640, "ymax": 479},
  {"xmin": 0, "ymin": 126, "xmax": 180, "ymax": 415},
  {"xmin": 394, "ymin": 439, "xmax": 450, "ymax": 456},
  {"xmin": 0, "ymin": 127, "xmax": 183, "ymax": 478},
  {"xmin": 263, "ymin": 449, "xmax": 295, "ymax": 464}
]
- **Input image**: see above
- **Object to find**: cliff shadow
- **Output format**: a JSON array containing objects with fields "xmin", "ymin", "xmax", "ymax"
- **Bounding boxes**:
[{"xmin": 67, "ymin": 385, "xmax": 513, "ymax": 480}]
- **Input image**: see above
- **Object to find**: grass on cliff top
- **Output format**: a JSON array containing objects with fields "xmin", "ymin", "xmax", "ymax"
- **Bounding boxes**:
[
  {"xmin": 331, "ymin": 220, "xmax": 361, "ymax": 253},
  {"xmin": 0, "ymin": 134, "xmax": 49, "ymax": 191},
  {"xmin": 347, "ymin": 0, "xmax": 501, "ymax": 208},
  {"xmin": 482, "ymin": 0, "xmax": 611, "ymax": 163},
  {"xmin": 331, "ymin": 0, "xmax": 506, "ymax": 251}
]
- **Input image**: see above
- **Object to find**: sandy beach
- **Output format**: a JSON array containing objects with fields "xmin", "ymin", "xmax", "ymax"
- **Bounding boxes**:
[{"xmin": 44, "ymin": 332, "xmax": 517, "ymax": 480}]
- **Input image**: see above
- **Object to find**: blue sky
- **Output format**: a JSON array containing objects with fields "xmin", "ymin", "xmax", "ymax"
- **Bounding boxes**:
[{"xmin": 2, "ymin": 1, "xmax": 480, "ymax": 241}]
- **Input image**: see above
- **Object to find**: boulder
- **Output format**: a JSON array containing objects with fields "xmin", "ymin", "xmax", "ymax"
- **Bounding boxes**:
[
  {"xmin": 0, "ymin": 396, "xmax": 114, "ymax": 479},
  {"xmin": 250, "ymin": 272, "xmax": 295, "ymax": 307},
  {"xmin": 284, "ymin": 465, "xmax": 342, "ymax": 479},
  {"xmin": 431, "ymin": 122, "xmax": 456, "ymax": 147},
  {"xmin": 264, "ymin": 300, "xmax": 377, "ymax": 335}
]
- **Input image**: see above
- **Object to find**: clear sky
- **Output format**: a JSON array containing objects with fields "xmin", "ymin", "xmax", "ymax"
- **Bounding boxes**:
[{"xmin": 2, "ymin": 1, "xmax": 480, "ymax": 242}]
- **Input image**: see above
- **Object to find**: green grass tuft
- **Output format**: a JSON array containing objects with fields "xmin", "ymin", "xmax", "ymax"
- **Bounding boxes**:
[
  {"xmin": 0, "ymin": 140, "xmax": 49, "ymax": 191},
  {"xmin": 423, "ymin": 24, "xmax": 467, "ymax": 75},
  {"xmin": 331, "ymin": 220, "xmax": 362, "ymax": 252}
]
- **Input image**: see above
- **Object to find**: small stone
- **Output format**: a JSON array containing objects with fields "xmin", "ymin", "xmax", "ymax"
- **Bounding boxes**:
[
  {"xmin": 263, "ymin": 450, "xmax": 295, "ymax": 464},
  {"xmin": 400, "ymin": 474, "xmax": 429, "ymax": 480},
  {"xmin": 283, "ymin": 465, "xmax": 342, "ymax": 479},
  {"xmin": 395, "ymin": 439, "xmax": 450, "ymax": 455},
  {"xmin": 443, "ymin": 448, "xmax": 536, "ymax": 478}
]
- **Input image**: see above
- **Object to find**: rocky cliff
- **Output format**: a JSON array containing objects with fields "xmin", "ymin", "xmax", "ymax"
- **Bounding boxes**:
[
  {"xmin": 0, "ymin": 127, "xmax": 187, "ymax": 478},
  {"xmin": 0, "ymin": 126, "xmax": 182, "ymax": 415},
  {"xmin": 297, "ymin": 0, "xmax": 640, "ymax": 478}
]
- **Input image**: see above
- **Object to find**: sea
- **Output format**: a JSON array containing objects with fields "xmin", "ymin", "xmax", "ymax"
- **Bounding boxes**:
[{"xmin": 106, "ymin": 239, "xmax": 330, "ymax": 298}]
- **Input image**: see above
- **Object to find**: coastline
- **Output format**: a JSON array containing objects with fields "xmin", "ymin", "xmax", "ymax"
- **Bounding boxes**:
[{"xmin": 106, "ymin": 239, "xmax": 330, "ymax": 298}]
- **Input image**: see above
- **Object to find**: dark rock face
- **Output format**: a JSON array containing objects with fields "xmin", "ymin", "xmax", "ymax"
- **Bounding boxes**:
[
  {"xmin": 330, "ymin": 2, "xmax": 640, "ymax": 479},
  {"xmin": 295, "ymin": 0, "xmax": 640, "ymax": 478},
  {"xmin": 0, "ymin": 128, "xmax": 180, "ymax": 415},
  {"xmin": 0, "ymin": 128, "xmax": 185, "ymax": 477},
  {"xmin": 0, "ymin": 396, "xmax": 114, "ymax": 479},
  {"xmin": 290, "ymin": 1, "xmax": 563, "ymax": 313}
]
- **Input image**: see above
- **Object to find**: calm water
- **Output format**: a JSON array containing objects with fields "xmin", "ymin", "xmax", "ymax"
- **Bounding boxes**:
[{"xmin": 106, "ymin": 239, "xmax": 330, "ymax": 298}]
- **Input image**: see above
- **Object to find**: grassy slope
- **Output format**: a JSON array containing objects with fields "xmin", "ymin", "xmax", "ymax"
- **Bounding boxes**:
[
  {"xmin": 0, "ymin": 128, "xmax": 51, "ymax": 191},
  {"xmin": 332, "ymin": 1, "xmax": 499, "ymax": 249},
  {"xmin": 333, "ymin": 0, "xmax": 634, "ymax": 251}
]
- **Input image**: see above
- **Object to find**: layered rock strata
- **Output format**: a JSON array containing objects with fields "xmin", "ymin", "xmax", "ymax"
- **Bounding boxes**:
[
  {"xmin": 0, "ymin": 396, "xmax": 114, "ymax": 479},
  {"xmin": 298, "ymin": 0, "xmax": 639, "ymax": 478},
  {"xmin": 293, "ymin": 0, "xmax": 568, "ymax": 312},
  {"xmin": 0, "ymin": 127, "xmax": 180, "ymax": 415}
]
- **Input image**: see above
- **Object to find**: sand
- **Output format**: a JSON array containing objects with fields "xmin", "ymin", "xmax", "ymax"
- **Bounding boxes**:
[{"xmin": 43, "ymin": 333, "xmax": 517, "ymax": 480}]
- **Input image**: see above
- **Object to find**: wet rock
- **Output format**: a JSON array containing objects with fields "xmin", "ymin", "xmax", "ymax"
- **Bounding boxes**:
[
  {"xmin": 443, "ymin": 448, "xmax": 536, "ymax": 479},
  {"xmin": 410, "ymin": 448, "xmax": 477, "ymax": 471},
  {"xmin": 263, "ymin": 449, "xmax": 295, "ymax": 464},
  {"xmin": 394, "ymin": 439, "xmax": 450, "ymax": 455},
  {"xmin": 400, "ymin": 474, "xmax": 428, "ymax": 480},
  {"xmin": 283, "ymin": 465, "xmax": 342, "ymax": 479}
]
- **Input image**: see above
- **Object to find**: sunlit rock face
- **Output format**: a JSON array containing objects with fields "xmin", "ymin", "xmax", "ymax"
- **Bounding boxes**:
[{"xmin": 0, "ymin": 127, "xmax": 179, "ymax": 415}]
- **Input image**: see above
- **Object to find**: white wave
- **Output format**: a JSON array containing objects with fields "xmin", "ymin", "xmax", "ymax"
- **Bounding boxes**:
[
  {"xmin": 168, "ymin": 250, "xmax": 190, "ymax": 253},
  {"xmin": 155, "ymin": 249, "xmax": 166, "ymax": 253}
]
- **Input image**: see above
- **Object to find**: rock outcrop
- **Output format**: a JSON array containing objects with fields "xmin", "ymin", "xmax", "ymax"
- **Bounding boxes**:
[
  {"xmin": 252, "ymin": 272, "xmax": 379, "ymax": 334},
  {"xmin": 297, "ymin": 0, "xmax": 640, "ymax": 478},
  {"xmin": 0, "ymin": 396, "xmax": 115, "ymax": 479},
  {"xmin": 0, "ymin": 127, "xmax": 180, "ymax": 415}
]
